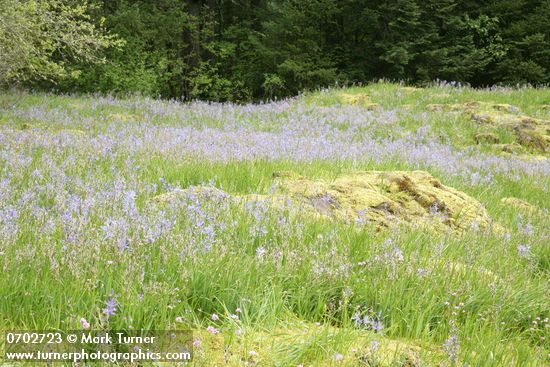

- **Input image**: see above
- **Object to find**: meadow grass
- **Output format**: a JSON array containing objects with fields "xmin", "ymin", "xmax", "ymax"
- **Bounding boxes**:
[{"xmin": 0, "ymin": 83, "xmax": 548, "ymax": 366}]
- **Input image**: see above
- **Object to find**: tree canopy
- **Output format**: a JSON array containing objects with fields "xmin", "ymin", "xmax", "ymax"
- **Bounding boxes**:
[
  {"xmin": 0, "ymin": 0, "xmax": 120, "ymax": 87},
  {"xmin": 1, "ymin": 0, "xmax": 549, "ymax": 100}
]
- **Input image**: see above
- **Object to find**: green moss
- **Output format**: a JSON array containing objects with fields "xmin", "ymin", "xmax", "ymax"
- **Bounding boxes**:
[
  {"xmin": 474, "ymin": 132, "xmax": 500, "ymax": 144},
  {"xmin": 429, "ymin": 101, "xmax": 550, "ymax": 152},
  {"xmin": 155, "ymin": 171, "xmax": 499, "ymax": 234}
]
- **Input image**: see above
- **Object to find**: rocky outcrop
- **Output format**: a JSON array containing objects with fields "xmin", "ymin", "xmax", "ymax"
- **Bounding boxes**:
[
  {"xmin": 500, "ymin": 197, "xmax": 541, "ymax": 214},
  {"xmin": 340, "ymin": 93, "xmax": 381, "ymax": 110},
  {"xmin": 474, "ymin": 132, "xmax": 500, "ymax": 144},
  {"xmin": 153, "ymin": 171, "xmax": 498, "ymax": 233},
  {"xmin": 427, "ymin": 102, "xmax": 550, "ymax": 152},
  {"xmin": 270, "ymin": 171, "xmax": 494, "ymax": 232}
]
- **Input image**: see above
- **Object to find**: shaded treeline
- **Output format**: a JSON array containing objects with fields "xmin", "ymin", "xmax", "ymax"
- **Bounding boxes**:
[{"xmin": 23, "ymin": 0, "xmax": 550, "ymax": 100}]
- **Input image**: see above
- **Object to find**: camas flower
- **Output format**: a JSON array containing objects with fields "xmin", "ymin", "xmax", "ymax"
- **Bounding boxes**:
[{"xmin": 102, "ymin": 297, "xmax": 118, "ymax": 317}]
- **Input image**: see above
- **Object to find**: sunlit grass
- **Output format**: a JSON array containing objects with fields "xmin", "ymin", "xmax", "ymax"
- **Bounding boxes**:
[{"xmin": 0, "ymin": 83, "xmax": 548, "ymax": 366}]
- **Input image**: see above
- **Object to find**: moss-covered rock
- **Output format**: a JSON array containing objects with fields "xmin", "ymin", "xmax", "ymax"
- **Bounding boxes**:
[
  {"xmin": 474, "ymin": 132, "xmax": 500, "ymax": 144},
  {"xmin": 355, "ymin": 338, "xmax": 424, "ymax": 367},
  {"xmin": 191, "ymin": 324, "xmax": 448, "ymax": 367},
  {"xmin": 491, "ymin": 103, "xmax": 517, "ymax": 113},
  {"xmin": 519, "ymin": 154, "xmax": 548, "ymax": 161},
  {"xmin": 59, "ymin": 128, "xmax": 86, "ymax": 136},
  {"xmin": 152, "ymin": 171, "xmax": 498, "ymax": 233},
  {"xmin": 514, "ymin": 127, "xmax": 548, "ymax": 150},
  {"xmin": 429, "ymin": 102, "xmax": 550, "ymax": 152},
  {"xmin": 496, "ymin": 143, "xmax": 523, "ymax": 154},
  {"xmin": 108, "ymin": 113, "xmax": 139, "ymax": 122},
  {"xmin": 151, "ymin": 186, "xmax": 230, "ymax": 206},
  {"xmin": 501, "ymin": 197, "xmax": 540, "ymax": 214},
  {"xmin": 501, "ymin": 153, "xmax": 549, "ymax": 162},
  {"xmin": 340, "ymin": 93, "xmax": 381, "ymax": 110},
  {"xmin": 426, "ymin": 103, "xmax": 446, "ymax": 112},
  {"xmin": 271, "ymin": 170, "xmax": 495, "ymax": 232}
]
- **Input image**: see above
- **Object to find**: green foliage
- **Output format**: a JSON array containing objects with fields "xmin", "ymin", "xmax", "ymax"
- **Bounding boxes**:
[
  {"xmin": 0, "ymin": 0, "xmax": 121, "ymax": 87},
  {"xmin": 488, "ymin": 0, "xmax": 550, "ymax": 85},
  {"xmin": 262, "ymin": 74, "xmax": 285, "ymax": 100},
  {"xmin": 2, "ymin": 0, "xmax": 550, "ymax": 99}
]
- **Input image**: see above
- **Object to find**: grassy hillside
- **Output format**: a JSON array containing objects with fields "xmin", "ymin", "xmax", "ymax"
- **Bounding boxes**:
[{"xmin": 0, "ymin": 83, "xmax": 548, "ymax": 366}]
